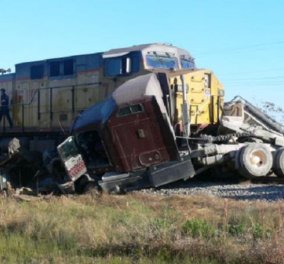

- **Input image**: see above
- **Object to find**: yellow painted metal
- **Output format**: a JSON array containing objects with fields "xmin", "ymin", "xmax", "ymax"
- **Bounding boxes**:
[
  {"xmin": 171, "ymin": 69, "xmax": 224, "ymax": 126},
  {"xmin": 10, "ymin": 68, "xmax": 223, "ymax": 131}
]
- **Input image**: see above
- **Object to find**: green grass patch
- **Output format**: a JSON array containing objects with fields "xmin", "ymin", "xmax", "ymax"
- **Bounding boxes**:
[
  {"xmin": 182, "ymin": 219, "xmax": 216, "ymax": 238},
  {"xmin": 0, "ymin": 194, "xmax": 283, "ymax": 263}
]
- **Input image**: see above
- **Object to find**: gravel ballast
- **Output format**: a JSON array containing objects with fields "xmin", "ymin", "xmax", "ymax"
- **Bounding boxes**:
[{"xmin": 137, "ymin": 181, "xmax": 284, "ymax": 201}]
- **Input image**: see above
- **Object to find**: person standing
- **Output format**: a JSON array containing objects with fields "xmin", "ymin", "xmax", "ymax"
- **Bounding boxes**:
[{"xmin": 0, "ymin": 88, "xmax": 13, "ymax": 128}]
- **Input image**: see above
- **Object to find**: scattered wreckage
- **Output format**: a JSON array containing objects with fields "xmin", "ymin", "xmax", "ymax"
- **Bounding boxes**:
[
  {"xmin": 58, "ymin": 73, "xmax": 284, "ymax": 194},
  {"xmin": 1, "ymin": 43, "xmax": 283, "ymax": 196},
  {"xmin": 1, "ymin": 71, "xmax": 284, "ymax": 196},
  {"xmin": 0, "ymin": 138, "xmax": 65, "ymax": 196}
]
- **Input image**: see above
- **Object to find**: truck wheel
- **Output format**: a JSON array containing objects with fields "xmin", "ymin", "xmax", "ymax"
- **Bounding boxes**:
[
  {"xmin": 273, "ymin": 148, "xmax": 284, "ymax": 178},
  {"xmin": 237, "ymin": 144, "xmax": 272, "ymax": 179}
]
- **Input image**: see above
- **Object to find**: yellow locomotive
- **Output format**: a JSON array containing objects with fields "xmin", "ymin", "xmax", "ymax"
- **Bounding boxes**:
[{"xmin": 0, "ymin": 44, "xmax": 223, "ymax": 131}]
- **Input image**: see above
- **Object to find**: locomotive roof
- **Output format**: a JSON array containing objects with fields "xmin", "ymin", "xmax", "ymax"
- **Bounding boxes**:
[
  {"xmin": 103, "ymin": 43, "xmax": 193, "ymax": 59},
  {"xmin": 8, "ymin": 43, "xmax": 193, "ymax": 75},
  {"xmin": 0, "ymin": 73, "xmax": 15, "ymax": 82},
  {"xmin": 15, "ymin": 52, "xmax": 103, "ymax": 67}
]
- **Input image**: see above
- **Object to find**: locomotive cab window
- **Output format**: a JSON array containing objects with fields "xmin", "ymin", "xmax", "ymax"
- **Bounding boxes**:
[
  {"xmin": 104, "ymin": 52, "xmax": 140, "ymax": 77},
  {"xmin": 181, "ymin": 57, "xmax": 195, "ymax": 70},
  {"xmin": 146, "ymin": 54, "xmax": 178, "ymax": 70}
]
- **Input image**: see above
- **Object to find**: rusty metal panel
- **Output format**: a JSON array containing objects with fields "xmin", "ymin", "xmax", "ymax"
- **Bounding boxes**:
[{"xmin": 107, "ymin": 97, "xmax": 178, "ymax": 172}]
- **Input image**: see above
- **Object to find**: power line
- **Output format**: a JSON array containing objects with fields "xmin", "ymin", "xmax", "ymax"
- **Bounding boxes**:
[
  {"xmin": 217, "ymin": 67, "xmax": 284, "ymax": 77},
  {"xmin": 223, "ymin": 75, "xmax": 284, "ymax": 81},
  {"xmin": 228, "ymin": 83, "xmax": 284, "ymax": 87},
  {"xmin": 196, "ymin": 40, "xmax": 284, "ymax": 56}
]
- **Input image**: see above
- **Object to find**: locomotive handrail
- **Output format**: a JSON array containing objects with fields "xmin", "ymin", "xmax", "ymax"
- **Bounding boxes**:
[
  {"xmin": 15, "ymin": 81, "xmax": 102, "ymax": 107},
  {"xmin": 7, "ymin": 81, "xmax": 103, "ymax": 132}
]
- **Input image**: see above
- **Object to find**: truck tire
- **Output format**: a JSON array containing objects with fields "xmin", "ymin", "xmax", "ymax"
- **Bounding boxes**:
[
  {"xmin": 237, "ymin": 144, "xmax": 272, "ymax": 179},
  {"xmin": 273, "ymin": 148, "xmax": 284, "ymax": 178}
]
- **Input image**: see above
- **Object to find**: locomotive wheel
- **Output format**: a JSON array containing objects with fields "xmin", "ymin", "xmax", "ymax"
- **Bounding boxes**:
[
  {"xmin": 273, "ymin": 148, "xmax": 284, "ymax": 178},
  {"xmin": 237, "ymin": 144, "xmax": 273, "ymax": 179}
]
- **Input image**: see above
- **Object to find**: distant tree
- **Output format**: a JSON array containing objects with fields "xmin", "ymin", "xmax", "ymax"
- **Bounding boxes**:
[{"xmin": 261, "ymin": 101, "xmax": 284, "ymax": 123}]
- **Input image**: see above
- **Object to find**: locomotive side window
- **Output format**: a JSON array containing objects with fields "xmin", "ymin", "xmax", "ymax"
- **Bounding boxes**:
[
  {"xmin": 104, "ymin": 58, "xmax": 123, "ymax": 76},
  {"xmin": 50, "ymin": 61, "xmax": 61, "ymax": 77},
  {"xmin": 49, "ymin": 59, "xmax": 74, "ymax": 77},
  {"xmin": 104, "ymin": 52, "xmax": 140, "ymax": 77},
  {"xmin": 30, "ymin": 64, "xmax": 44, "ymax": 79},
  {"xmin": 64, "ymin": 59, "xmax": 74, "ymax": 75}
]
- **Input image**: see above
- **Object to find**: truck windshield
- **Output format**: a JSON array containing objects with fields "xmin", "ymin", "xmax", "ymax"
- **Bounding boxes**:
[{"xmin": 146, "ymin": 54, "xmax": 178, "ymax": 70}]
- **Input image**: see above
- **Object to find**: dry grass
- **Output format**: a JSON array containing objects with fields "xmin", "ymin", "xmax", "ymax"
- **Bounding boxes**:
[{"xmin": 0, "ymin": 193, "xmax": 283, "ymax": 263}]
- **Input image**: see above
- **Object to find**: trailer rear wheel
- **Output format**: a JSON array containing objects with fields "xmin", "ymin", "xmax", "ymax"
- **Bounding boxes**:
[
  {"xmin": 237, "ymin": 144, "xmax": 272, "ymax": 179},
  {"xmin": 273, "ymin": 148, "xmax": 284, "ymax": 178}
]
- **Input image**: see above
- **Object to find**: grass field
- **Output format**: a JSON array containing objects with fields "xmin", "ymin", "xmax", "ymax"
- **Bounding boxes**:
[{"xmin": 0, "ymin": 193, "xmax": 283, "ymax": 264}]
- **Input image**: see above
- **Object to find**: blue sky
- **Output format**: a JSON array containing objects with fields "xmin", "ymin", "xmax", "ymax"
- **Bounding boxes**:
[{"xmin": 1, "ymin": 0, "xmax": 283, "ymax": 106}]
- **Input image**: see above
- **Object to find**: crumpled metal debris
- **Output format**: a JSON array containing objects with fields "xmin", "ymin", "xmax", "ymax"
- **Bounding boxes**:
[
  {"xmin": 15, "ymin": 187, "xmax": 34, "ymax": 196},
  {"xmin": 0, "ymin": 138, "xmax": 71, "ymax": 196},
  {"xmin": 8, "ymin": 138, "xmax": 20, "ymax": 157}
]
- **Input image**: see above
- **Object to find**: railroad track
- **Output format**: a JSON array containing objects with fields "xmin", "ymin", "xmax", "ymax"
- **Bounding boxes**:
[{"xmin": 136, "ymin": 176, "xmax": 284, "ymax": 202}]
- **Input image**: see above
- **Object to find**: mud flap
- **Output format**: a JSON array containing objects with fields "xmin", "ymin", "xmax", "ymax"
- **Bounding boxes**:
[{"xmin": 148, "ymin": 157, "xmax": 195, "ymax": 187}]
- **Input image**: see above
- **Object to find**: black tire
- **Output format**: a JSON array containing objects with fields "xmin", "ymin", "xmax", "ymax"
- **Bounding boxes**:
[
  {"xmin": 273, "ymin": 148, "xmax": 284, "ymax": 178},
  {"xmin": 236, "ymin": 144, "xmax": 273, "ymax": 179}
]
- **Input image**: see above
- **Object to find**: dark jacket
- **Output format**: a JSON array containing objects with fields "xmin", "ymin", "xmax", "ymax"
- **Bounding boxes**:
[{"xmin": 1, "ymin": 93, "xmax": 9, "ymax": 110}]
